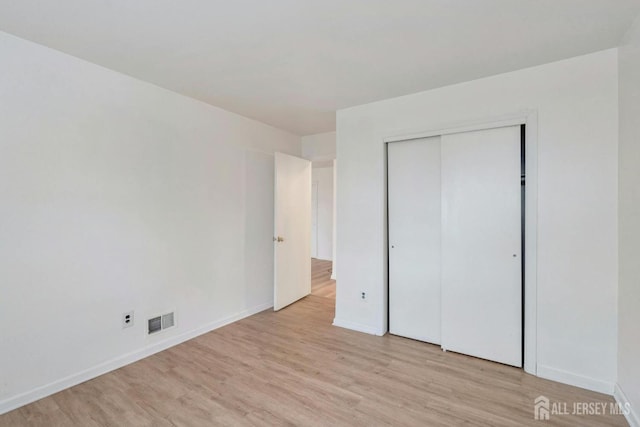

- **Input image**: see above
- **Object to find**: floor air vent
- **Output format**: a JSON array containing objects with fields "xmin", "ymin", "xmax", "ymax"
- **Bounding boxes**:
[{"xmin": 148, "ymin": 312, "xmax": 175, "ymax": 335}]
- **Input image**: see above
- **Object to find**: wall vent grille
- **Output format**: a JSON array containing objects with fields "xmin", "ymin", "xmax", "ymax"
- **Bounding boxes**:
[
  {"xmin": 162, "ymin": 312, "xmax": 175, "ymax": 329},
  {"xmin": 148, "ymin": 312, "xmax": 175, "ymax": 335},
  {"xmin": 148, "ymin": 316, "xmax": 162, "ymax": 334}
]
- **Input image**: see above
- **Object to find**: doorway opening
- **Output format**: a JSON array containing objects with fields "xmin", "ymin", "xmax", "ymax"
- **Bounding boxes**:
[
  {"xmin": 310, "ymin": 161, "xmax": 336, "ymax": 301},
  {"xmin": 311, "ymin": 258, "xmax": 336, "ymax": 299},
  {"xmin": 273, "ymin": 153, "xmax": 337, "ymax": 312}
]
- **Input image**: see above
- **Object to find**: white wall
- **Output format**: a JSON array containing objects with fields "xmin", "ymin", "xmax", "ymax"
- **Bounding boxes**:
[
  {"xmin": 301, "ymin": 131, "xmax": 337, "ymax": 163},
  {"xmin": 0, "ymin": 32, "xmax": 300, "ymax": 412},
  {"xmin": 312, "ymin": 167, "xmax": 334, "ymax": 261},
  {"xmin": 335, "ymin": 49, "xmax": 619, "ymax": 394},
  {"xmin": 618, "ymin": 15, "xmax": 640, "ymax": 425}
]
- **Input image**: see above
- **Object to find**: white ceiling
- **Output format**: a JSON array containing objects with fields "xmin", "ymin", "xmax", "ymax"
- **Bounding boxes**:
[{"xmin": 0, "ymin": 1, "xmax": 639, "ymax": 135}]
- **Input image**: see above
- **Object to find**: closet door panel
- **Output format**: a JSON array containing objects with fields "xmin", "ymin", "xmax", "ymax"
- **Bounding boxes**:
[
  {"xmin": 388, "ymin": 137, "xmax": 442, "ymax": 343},
  {"xmin": 441, "ymin": 126, "xmax": 522, "ymax": 367}
]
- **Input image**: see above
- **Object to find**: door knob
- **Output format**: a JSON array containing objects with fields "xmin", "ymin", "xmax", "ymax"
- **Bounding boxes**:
[{"xmin": 273, "ymin": 236, "xmax": 285, "ymax": 242}]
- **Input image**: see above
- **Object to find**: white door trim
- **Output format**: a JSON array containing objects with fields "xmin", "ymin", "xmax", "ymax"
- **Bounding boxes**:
[
  {"xmin": 311, "ymin": 181, "xmax": 319, "ymax": 258},
  {"xmin": 382, "ymin": 110, "xmax": 538, "ymax": 376}
]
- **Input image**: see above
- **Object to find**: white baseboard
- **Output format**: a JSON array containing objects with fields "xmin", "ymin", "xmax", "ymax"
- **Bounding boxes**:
[
  {"xmin": 537, "ymin": 364, "xmax": 615, "ymax": 395},
  {"xmin": 333, "ymin": 317, "xmax": 384, "ymax": 336},
  {"xmin": 0, "ymin": 302, "xmax": 273, "ymax": 416},
  {"xmin": 614, "ymin": 383, "xmax": 640, "ymax": 427}
]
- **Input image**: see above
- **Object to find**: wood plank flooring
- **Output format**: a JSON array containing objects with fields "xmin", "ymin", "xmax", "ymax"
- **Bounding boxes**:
[
  {"xmin": 0, "ymin": 295, "xmax": 627, "ymax": 426},
  {"xmin": 311, "ymin": 258, "xmax": 335, "ymax": 299}
]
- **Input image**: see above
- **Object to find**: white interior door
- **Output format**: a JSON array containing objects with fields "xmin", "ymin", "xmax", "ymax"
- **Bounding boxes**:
[
  {"xmin": 388, "ymin": 136, "xmax": 442, "ymax": 343},
  {"xmin": 274, "ymin": 152, "xmax": 312, "ymax": 311},
  {"xmin": 440, "ymin": 126, "xmax": 522, "ymax": 367}
]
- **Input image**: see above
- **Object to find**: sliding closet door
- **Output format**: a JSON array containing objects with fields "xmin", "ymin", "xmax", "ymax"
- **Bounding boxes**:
[
  {"xmin": 441, "ymin": 126, "xmax": 522, "ymax": 367},
  {"xmin": 388, "ymin": 137, "xmax": 441, "ymax": 343}
]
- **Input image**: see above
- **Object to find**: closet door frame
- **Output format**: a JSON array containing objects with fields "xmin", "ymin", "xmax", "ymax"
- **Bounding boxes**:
[{"xmin": 383, "ymin": 111, "xmax": 538, "ymax": 376}]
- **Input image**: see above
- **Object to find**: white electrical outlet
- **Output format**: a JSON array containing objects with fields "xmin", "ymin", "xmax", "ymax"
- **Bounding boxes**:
[
  {"xmin": 361, "ymin": 291, "xmax": 367, "ymax": 301},
  {"xmin": 122, "ymin": 311, "xmax": 134, "ymax": 329}
]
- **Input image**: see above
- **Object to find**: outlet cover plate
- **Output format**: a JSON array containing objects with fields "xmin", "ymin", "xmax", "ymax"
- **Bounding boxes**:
[{"xmin": 123, "ymin": 311, "xmax": 134, "ymax": 329}]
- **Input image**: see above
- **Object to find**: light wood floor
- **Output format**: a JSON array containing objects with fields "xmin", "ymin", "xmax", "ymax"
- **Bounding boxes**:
[
  {"xmin": 311, "ymin": 258, "xmax": 335, "ymax": 299},
  {"xmin": 1, "ymin": 296, "xmax": 627, "ymax": 426}
]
